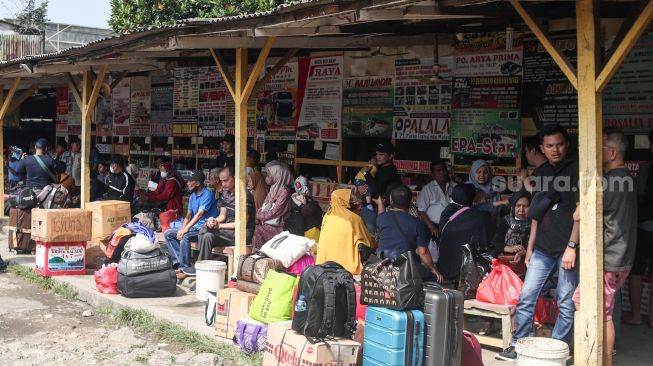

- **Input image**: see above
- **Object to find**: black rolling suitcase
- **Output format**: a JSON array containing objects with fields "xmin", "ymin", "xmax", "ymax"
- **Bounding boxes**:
[{"xmin": 423, "ymin": 282, "xmax": 464, "ymax": 366}]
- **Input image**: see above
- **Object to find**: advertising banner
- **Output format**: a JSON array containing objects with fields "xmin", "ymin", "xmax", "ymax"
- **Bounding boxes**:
[
  {"xmin": 258, "ymin": 61, "xmax": 299, "ymax": 140},
  {"xmin": 453, "ymin": 33, "xmax": 524, "ymax": 77},
  {"xmin": 150, "ymin": 75, "xmax": 173, "ymax": 136},
  {"xmin": 173, "ymin": 67, "xmax": 199, "ymax": 123},
  {"xmin": 393, "ymin": 57, "xmax": 452, "ymax": 140},
  {"xmin": 55, "ymin": 86, "xmax": 68, "ymax": 135},
  {"xmin": 296, "ymin": 55, "xmax": 343, "ymax": 141},
  {"xmin": 450, "ymin": 109, "xmax": 521, "ymax": 158},
  {"xmin": 112, "ymin": 80, "xmax": 130, "ymax": 135},
  {"xmin": 342, "ymin": 75, "xmax": 394, "ymax": 138},
  {"xmin": 198, "ymin": 66, "xmax": 228, "ymax": 137},
  {"xmin": 603, "ymin": 32, "xmax": 653, "ymax": 133},
  {"xmin": 130, "ymin": 76, "xmax": 151, "ymax": 136}
]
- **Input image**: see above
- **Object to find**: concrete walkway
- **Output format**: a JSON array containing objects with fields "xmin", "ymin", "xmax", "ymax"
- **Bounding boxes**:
[
  {"xmin": 3, "ymin": 235, "xmax": 653, "ymax": 365},
  {"xmin": 1, "ymin": 238, "xmax": 221, "ymax": 340}
]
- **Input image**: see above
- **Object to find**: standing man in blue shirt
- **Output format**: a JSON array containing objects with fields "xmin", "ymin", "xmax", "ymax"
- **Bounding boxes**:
[{"xmin": 165, "ymin": 170, "xmax": 218, "ymax": 279}]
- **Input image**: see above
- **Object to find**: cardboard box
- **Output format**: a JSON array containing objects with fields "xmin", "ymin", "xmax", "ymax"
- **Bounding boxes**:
[
  {"xmin": 215, "ymin": 289, "xmax": 257, "ymax": 339},
  {"xmin": 85, "ymin": 239, "xmax": 108, "ymax": 269},
  {"xmin": 31, "ymin": 209, "xmax": 92, "ymax": 242},
  {"xmin": 263, "ymin": 321, "xmax": 361, "ymax": 366},
  {"xmin": 86, "ymin": 200, "xmax": 131, "ymax": 239}
]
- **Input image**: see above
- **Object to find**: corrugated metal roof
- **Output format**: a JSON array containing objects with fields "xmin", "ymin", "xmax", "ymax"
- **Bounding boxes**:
[{"xmin": 0, "ymin": 0, "xmax": 330, "ymax": 67}]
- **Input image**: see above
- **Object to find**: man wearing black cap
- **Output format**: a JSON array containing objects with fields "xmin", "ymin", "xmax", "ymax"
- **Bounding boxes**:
[
  {"xmin": 165, "ymin": 170, "xmax": 219, "ymax": 278},
  {"xmin": 102, "ymin": 155, "xmax": 135, "ymax": 202},
  {"xmin": 360, "ymin": 141, "xmax": 402, "ymax": 232},
  {"xmin": 213, "ymin": 134, "xmax": 236, "ymax": 169},
  {"xmin": 364, "ymin": 141, "xmax": 402, "ymax": 199},
  {"xmin": 16, "ymin": 138, "xmax": 64, "ymax": 191}
]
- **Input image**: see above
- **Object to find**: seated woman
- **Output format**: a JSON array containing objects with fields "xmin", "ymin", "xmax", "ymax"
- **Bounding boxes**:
[
  {"xmin": 491, "ymin": 189, "xmax": 531, "ymax": 275},
  {"xmin": 247, "ymin": 170, "xmax": 269, "ymax": 212},
  {"xmin": 141, "ymin": 162, "xmax": 184, "ymax": 216},
  {"xmin": 316, "ymin": 189, "xmax": 375, "ymax": 275},
  {"xmin": 251, "ymin": 162, "xmax": 293, "ymax": 248},
  {"xmin": 467, "ymin": 159, "xmax": 509, "ymax": 213},
  {"xmin": 284, "ymin": 176, "xmax": 323, "ymax": 239},
  {"xmin": 438, "ymin": 183, "xmax": 494, "ymax": 283},
  {"xmin": 374, "ymin": 184, "xmax": 443, "ymax": 282}
]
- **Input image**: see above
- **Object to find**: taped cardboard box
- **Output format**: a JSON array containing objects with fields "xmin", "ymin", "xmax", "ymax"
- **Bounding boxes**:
[
  {"xmin": 86, "ymin": 200, "xmax": 131, "ymax": 239},
  {"xmin": 215, "ymin": 288, "xmax": 257, "ymax": 340},
  {"xmin": 85, "ymin": 239, "xmax": 108, "ymax": 269},
  {"xmin": 31, "ymin": 209, "xmax": 92, "ymax": 242},
  {"xmin": 263, "ymin": 321, "xmax": 360, "ymax": 366}
]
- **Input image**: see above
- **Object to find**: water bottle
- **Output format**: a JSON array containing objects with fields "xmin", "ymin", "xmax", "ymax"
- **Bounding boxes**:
[{"xmin": 295, "ymin": 295, "xmax": 307, "ymax": 312}]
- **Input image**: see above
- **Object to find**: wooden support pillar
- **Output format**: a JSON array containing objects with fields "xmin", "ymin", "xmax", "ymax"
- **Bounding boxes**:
[
  {"xmin": 0, "ymin": 78, "xmax": 21, "ymax": 216},
  {"xmin": 575, "ymin": 1, "xmax": 603, "ymax": 365},
  {"xmin": 234, "ymin": 47, "xmax": 249, "ymax": 265},
  {"xmin": 76, "ymin": 65, "xmax": 108, "ymax": 208},
  {"xmin": 210, "ymin": 37, "xmax": 276, "ymax": 271}
]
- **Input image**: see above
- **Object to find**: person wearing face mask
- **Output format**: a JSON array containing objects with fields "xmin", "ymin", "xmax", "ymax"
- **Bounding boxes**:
[
  {"xmin": 251, "ymin": 162, "xmax": 294, "ymax": 249},
  {"xmin": 316, "ymin": 189, "xmax": 376, "ymax": 274},
  {"xmin": 102, "ymin": 155, "xmax": 135, "ymax": 202},
  {"xmin": 165, "ymin": 171, "xmax": 218, "ymax": 278},
  {"xmin": 143, "ymin": 162, "xmax": 184, "ymax": 216}
]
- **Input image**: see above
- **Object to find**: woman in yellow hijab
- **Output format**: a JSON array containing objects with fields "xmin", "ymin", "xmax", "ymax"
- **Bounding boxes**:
[{"xmin": 316, "ymin": 189, "xmax": 376, "ymax": 274}]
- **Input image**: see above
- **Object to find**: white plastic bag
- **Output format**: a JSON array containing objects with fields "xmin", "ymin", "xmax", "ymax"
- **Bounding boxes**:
[
  {"xmin": 125, "ymin": 233, "xmax": 157, "ymax": 254},
  {"xmin": 259, "ymin": 231, "xmax": 314, "ymax": 268}
]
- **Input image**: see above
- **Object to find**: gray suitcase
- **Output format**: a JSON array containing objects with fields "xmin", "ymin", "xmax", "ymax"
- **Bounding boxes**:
[{"xmin": 423, "ymin": 282, "xmax": 464, "ymax": 366}]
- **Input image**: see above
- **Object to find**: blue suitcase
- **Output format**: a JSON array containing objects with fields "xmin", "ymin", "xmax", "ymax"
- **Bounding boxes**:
[{"xmin": 363, "ymin": 306, "xmax": 424, "ymax": 366}]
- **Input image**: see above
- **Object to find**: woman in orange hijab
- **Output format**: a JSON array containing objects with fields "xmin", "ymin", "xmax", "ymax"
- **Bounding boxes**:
[{"xmin": 316, "ymin": 189, "xmax": 376, "ymax": 274}]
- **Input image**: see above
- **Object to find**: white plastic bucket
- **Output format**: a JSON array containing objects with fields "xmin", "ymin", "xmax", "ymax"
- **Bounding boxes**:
[
  {"xmin": 515, "ymin": 337, "xmax": 569, "ymax": 366},
  {"xmin": 195, "ymin": 260, "xmax": 227, "ymax": 301}
]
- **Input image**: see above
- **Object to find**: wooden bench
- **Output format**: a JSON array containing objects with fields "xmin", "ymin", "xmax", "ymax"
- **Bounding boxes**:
[{"xmin": 463, "ymin": 299, "xmax": 516, "ymax": 349}]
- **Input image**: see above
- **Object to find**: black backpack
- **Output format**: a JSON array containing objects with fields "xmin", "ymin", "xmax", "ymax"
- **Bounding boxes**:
[{"xmin": 291, "ymin": 262, "xmax": 357, "ymax": 341}]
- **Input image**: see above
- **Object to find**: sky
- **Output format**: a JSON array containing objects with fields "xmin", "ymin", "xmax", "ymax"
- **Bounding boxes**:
[{"xmin": 0, "ymin": 0, "xmax": 112, "ymax": 29}]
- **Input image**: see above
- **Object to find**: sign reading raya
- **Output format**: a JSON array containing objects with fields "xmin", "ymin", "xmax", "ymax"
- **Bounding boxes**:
[{"xmin": 296, "ymin": 55, "xmax": 343, "ymax": 141}]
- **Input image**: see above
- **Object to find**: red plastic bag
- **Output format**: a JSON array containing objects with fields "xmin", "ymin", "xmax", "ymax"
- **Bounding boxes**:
[
  {"xmin": 95, "ymin": 264, "xmax": 120, "ymax": 294},
  {"xmin": 475, "ymin": 259, "xmax": 523, "ymax": 305},
  {"xmin": 534, "ymin": 297, "xmax": 559, "ymax": 325},
  {"xmin": 159, "ymin": 210, "xmax": 177, "ymax": 232}
]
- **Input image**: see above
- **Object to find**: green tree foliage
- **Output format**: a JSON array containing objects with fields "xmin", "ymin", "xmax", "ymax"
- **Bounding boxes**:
[
  {"xmin": 109, "ymin": 0, "xmax": 288, "ymax": 33},
  {"xmin": 14, "ymin": 0, "xmax": 48, "ymax": 33}
]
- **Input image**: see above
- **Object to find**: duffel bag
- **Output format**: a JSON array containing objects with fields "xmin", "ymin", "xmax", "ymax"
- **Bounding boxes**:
[
  {"xmin": 118, "ymin": 248, "xmax": 171, "ymax": 277},
  {"xmin": 118, "ymin": 268, "xmax": 177, "ymax": 298},
  {"xmin": 236, "ymin": 252, "xmax": 283, "ymax": 285},
  {"xmin": 236, "ymin": 279, "xmax": 261, "ymax": 295},
  {"xmin": 8, "ymin": 188, "xmax": 37, "ymax": 210}
]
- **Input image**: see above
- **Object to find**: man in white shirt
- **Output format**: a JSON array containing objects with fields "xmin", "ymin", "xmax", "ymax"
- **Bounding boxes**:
[{"xmin": 417, "ymin": 160, "xmax": 456, "ymax": 238}]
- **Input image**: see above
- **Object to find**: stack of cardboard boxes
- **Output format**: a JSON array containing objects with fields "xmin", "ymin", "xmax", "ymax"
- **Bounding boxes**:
[
  {"xmin": 216, "ymin": 286, "xmax": 363, "ymax": 365},
  {"xmin": 31, "ymin": 208, "xmax": 92, "ymax": 276},
  {"xmin": 85, "ymin": 200, "xmax": 131, "ymax": 268}
]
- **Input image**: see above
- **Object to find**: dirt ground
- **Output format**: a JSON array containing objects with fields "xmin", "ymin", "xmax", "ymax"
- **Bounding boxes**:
[{"xmin": 0, "ymin": 271, "xmax": 221, "ymax": 366}]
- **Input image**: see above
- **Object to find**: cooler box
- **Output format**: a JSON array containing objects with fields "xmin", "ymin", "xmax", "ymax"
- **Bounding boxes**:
[{"xmin": 35, "ymin": 241, "xmax": 87, "ymax": 276}]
